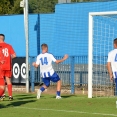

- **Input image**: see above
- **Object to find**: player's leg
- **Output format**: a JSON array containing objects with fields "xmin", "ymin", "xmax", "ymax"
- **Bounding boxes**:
[
  {"xmin": 115, "ymin": 78, "xmax": 117, "ymax": 96},
  {"xmin": 0, "ymin": 78, "xmax": 5, "ymax": 100},
  {"xmin": 5, "ymin": 70, "xmax": 13, "ymax": 100},
  {"xmin": 1, "ymin": 78, "xmax": 6, "ymax": 99},
  {"xmin": 5, "ymin": 77, "xmax": 13, "ymax": 100},
  {"xmin": 50, "ymin": 72, "xmax": 61, "ymax": 99},
  {"xmin": 2, "ymin": 81, "xmax": 6, "ymax": 97},
  {"xmin": 37, "ymin": 78, "xmax": 50, "ymax": 99},
  {"xmin": 0, "ymin": 85, "xmax": 5, "ymax": 96},
  {"xmin": 56, "ymin": 80, "xmax": 61, "ymax": 97},
  {"xmin": 0, "ymin": 68, "xmax": 5, "ymax": 100}
]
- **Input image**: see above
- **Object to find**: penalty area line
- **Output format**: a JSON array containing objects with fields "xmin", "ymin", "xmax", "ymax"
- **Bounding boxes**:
[{"xmin": 14, "ymin": 107, "xmax": 117, "ymax": 117}]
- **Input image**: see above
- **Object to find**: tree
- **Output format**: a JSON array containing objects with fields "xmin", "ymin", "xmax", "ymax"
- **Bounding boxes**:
[
  {"xmin": 0, "ymin": 0, "xmax": 23, "ymax": 15},
  {"xmin": 0, "ymin": 0, "xmax": 58, "ymax": 15},
  {"xmin": 0, "ymin": 0, "xmax": 12, "ymax": 14},
  {"xmin": 29, "ymin": 0, "xmax": 58, "ymax": 13},
  {"xmin": 10, "ymin": 0, "xmax": 23, "ymax": 14}
]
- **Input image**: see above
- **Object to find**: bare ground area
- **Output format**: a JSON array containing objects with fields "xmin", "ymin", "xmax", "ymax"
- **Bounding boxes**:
[{"xmin": 10, "ymin": 85, "xmax": 115, "ymax": 97}]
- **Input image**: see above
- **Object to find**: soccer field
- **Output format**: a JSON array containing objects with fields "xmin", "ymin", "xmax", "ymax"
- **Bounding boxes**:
[{"xmin": 0, "ymin": 93, "xmax": 117, "ymax": 117}]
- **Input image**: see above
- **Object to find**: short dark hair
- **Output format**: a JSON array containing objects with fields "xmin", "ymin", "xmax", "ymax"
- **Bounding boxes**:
[
  {"xmin": 41, "ymin": 43, "xmax": 48, "ymax": 49},
  {"xmin": 114, "ymin": 38, "xmax": 117, "ymax": 46},
  {"xmin": 0, "ymin": 34, "xmax": 5, "ymax": 40}
]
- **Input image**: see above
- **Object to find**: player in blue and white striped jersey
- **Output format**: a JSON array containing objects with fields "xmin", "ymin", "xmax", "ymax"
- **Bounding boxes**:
[
  {"xmin": 107, "ymin": 38, "xmax": 117, "ymax": 95},
  {"xmin": 32, "ymin": 43, "xmax": 68, "ymax": 99}
]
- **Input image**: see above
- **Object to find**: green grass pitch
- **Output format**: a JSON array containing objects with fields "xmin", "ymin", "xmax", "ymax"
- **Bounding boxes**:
[{"xmin": 0, "ymin": 93, "xmax": 117, "ymax": 117}]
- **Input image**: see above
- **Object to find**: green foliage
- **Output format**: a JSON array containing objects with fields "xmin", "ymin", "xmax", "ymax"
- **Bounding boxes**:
[
  {"xmin": 0, "ymin": 0, "xmax": 13, "ymax": 14},
  {"xmin": 0, "ymin": 0, "xmax": 58, "ymax": 15},
  {"xmin": 29, "ymin": 0, "xmax": 58, "ymax": 13},
  {"xmin": 10, "ymin": 0, "xmax": 23, "ymax": 14},
  {"xmin": 0, "ymin": 0, "xmax": 23, "ymax": 15}
]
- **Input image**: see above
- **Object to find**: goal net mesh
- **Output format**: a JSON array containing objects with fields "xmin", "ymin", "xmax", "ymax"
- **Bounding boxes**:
[{"xmin": 92, "ymin": 14, "xmax": 117, "ymax": 97}]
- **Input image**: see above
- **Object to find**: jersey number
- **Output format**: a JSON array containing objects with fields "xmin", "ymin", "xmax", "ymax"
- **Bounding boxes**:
[
  {"xmin": 40, "ymin": 57, "xmax": 48, "ymax": 65},
  {"xmin": 2, "ymin": 48, "xmax": 9, "ymax": 57}
]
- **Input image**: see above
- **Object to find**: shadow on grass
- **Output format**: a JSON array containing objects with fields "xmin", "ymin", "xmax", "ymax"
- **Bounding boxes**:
[
  {"xmin": 61, "ymin": 95, "xmax": 77, "ymax": 98},
  {"xmin": 14, "ymin": 94, "xmax": 33, "ymax": 97},
  {"xmin": 3, "ymin": 95, "xmax": 36, "ymax": 101},
  {"xmin": 0, "ymin": 104, "xmax": 5, "ymax": 108},
  {"xmin": 16, "ymin": 96, "xmax": 36, "ymax": 100},
  {"xmin": 51, "ymin": 95, "xmax": 77, "ymax": 99},
  {"xmin": 15, "ymin": 95, "xmax": 45, "ymax": 100}
]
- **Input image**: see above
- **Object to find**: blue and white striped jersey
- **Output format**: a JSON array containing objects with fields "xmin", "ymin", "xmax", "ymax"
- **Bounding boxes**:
[
  {"xmin": 107, "ymin": 49, "xmax": 117, "ymax": 78},
  {"xmin": 36, "ymin": 53, "xmax": 56, "ymax": 78}
]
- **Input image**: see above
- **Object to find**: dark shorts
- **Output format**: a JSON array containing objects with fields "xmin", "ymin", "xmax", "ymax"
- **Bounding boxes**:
[
  {"xmin": 115, "ymin": 78, "xmax": 117, "ymax": 83},
  {"xmin": 42, "ymin": 72, "xmax": 60, "ymax": 87}
]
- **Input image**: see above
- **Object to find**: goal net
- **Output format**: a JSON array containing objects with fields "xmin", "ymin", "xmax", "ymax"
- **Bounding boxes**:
[{"xmin": 88, "ymin": 11, "xmax": 117, "ymax": 98}]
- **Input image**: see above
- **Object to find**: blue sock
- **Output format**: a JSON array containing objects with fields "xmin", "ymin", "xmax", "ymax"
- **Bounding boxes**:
[
  {"xmin": 57, "ymin": 91, "xmax": 60, "ymax": 96},
  {"xmin": 40, "ymin": 87, "xmax": 45, "ymax": 92},
  {"xmin": 115, "ymin": 78, "xmax": 117, "ymax": 96}
]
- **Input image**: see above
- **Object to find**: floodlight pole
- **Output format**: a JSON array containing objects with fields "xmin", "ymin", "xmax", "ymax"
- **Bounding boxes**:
[{"xmin": 24, "ymin": 0, "xmax": 29, "ymax": 93}]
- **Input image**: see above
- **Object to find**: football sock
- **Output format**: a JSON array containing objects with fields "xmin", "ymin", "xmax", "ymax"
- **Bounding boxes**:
[
  {"xmin": 115, "ymin": 78, "xmax": 117, "ymax": 96},
  {"xmin": 0, "ymin": 88, "xmax": 4, "ymax": 96},
  {"xmin": 56, "ymin": 91, "xmax": 60, "ymax": 96},
  {"xmin": 40, "ymin": 87, "xmax": 45, "ymax": 92},
  {"xmin": 2, "ymin": 91, "xmax": 5, "ymax": 96},
  {"xmin": 7, "ymin": 84, "xmax": 12, "ymax": 97}
]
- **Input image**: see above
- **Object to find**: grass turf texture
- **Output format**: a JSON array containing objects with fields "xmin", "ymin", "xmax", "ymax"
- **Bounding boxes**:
[{"xmin": 0, "ymin": 93, "xmax": 117, "ymax": 117}]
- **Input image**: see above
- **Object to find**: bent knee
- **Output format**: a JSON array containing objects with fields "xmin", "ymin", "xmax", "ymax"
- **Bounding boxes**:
[
  {"xmin": 5, "ymin": 77, "xmax": 11, "ymax": 84},
  {"xmin": 0, "ymin": 86, "xmax": 5, "ymax": 90},
  {"xmin": 45, "ymin": 83, "xmax": 50, "ymax": 87}
]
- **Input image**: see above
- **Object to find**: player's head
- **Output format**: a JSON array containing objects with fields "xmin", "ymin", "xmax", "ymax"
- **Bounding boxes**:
[
  {"xmin": 114, "ymin": 38, "xmax": 117, "ymax": 48},
  {"xmin": 0, "ymin": 34, "xmax": 5, "ymax": 42},
  {"xmin": 41, "ymin": 43, "xmax": 48, "ymax": 53}
]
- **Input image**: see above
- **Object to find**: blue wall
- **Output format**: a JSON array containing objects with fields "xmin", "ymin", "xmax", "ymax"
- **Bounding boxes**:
[
  {"xmin": 29, "ymin": 14, "xmax": 39, "ymax": 56},
  {"xmin": 28, "ymin": 13, "xmax": 55, "ymax": 56},
  {"xmin": 40, "ymin": 14, "xmax": 55, "ymax": 55},
  {"xmin": 0, "ymin": 15, "xmax": 25, "ymax": 56},
  {"xmin": 55, "ymin": 1, "xmax": 117, "ymax": 56},
  {"xmin": 0, "ymin": 1, "xmax": 117, "ymax": 56}
]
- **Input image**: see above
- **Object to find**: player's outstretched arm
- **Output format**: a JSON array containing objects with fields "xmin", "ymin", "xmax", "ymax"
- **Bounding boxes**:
[
  {"xmin": 32, "ymin": 62, "xmax": 39, "ymax": 68},
  {"xmin": 55, "ymin": 54, "xmax": 68, "ymax": 64},
  {"xmin": 107, "ymin": 62, "xmax": 113, "ymax": 81}
]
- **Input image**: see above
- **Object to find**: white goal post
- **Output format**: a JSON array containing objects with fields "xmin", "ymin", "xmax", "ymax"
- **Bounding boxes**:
[{"xmin": 88, "ymin": 11, "xmax": 117, "ymax": 98}]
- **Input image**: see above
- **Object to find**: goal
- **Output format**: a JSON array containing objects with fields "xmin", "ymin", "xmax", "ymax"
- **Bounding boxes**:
[{"xmin": 88, "ymin": 11, "xmax": 117, "ymax": 98}]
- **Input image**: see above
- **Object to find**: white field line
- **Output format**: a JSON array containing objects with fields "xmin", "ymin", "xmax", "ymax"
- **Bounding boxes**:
[{"xmin": 14, "ymin": 107, "xmax": 117, "ymax": 117}]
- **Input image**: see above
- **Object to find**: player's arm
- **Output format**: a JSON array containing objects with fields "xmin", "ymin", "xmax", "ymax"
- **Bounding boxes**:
[
  {"xmin": 107, "ymin": 62, "xmax": 113, "ymax": 81},
  {"xmin": 32, "ymin": 62, "xmax": 39, "ymax": 68},
  {"xmin": 55, "ymin": 54, "xmax": 68, "ymax": 64},
  {"xmin": 10, "ymin": 45, "xmax": 16, "ymax": 59},
  {"xmin": 107, "ymin": 53, "xmax": 113, "ymax": 81},
  {"xmin": 11, "ymin": 53, "xmax": 16, "ymax": 59},
  {"xmin": 32, "ymin": 56, "xmax": 40, "ymax": 68}
]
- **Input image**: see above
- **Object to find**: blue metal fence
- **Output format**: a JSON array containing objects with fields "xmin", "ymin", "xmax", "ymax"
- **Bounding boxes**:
[{"xmin": 29, "ymin": 56, "xmax": 88, "ymax": 94}]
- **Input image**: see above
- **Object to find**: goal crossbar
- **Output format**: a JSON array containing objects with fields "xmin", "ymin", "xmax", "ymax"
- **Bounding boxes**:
[{"xmin": 89, "ymin": 11, "xmax": 117, "ymax": 16}]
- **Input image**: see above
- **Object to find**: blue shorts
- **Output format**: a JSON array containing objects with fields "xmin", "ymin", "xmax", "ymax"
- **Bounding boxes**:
[{"xmin": 42, "ymin": 72, "xmax": 60, "ymax": 87}]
